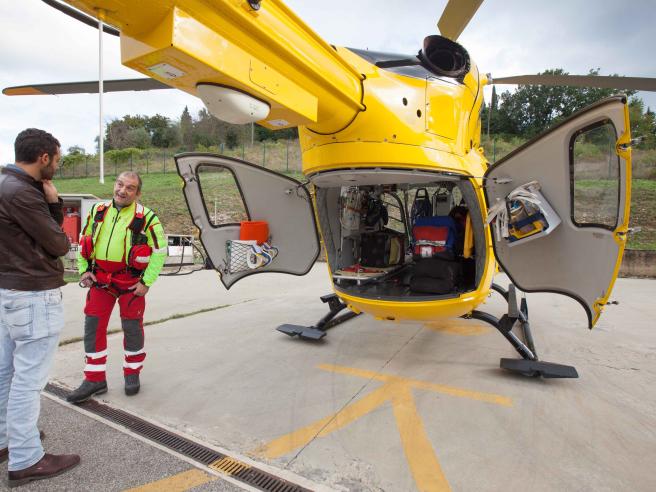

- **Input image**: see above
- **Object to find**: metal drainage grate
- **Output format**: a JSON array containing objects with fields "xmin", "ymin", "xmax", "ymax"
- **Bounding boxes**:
[{"xmin": 45, "ymin": 383, "xmax": 310, "ymax": 492}]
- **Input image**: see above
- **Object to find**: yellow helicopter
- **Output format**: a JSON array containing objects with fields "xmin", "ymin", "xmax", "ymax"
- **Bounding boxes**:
[{"xmin": 6, "ymin": 0, "xmax": 655, "ymax": 378}]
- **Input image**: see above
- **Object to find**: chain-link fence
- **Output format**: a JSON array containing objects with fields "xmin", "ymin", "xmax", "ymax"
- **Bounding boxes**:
[{"xmin": 57, "ymin": 139, "xmax": 303, "ymax": 179}]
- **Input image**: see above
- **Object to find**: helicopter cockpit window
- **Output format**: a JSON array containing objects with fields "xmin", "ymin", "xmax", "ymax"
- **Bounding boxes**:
[
  {"xmin": 570, "ymin": 121, "xmax": 620, "ymax": 230},
  {"xmin": 196, "ymin": 164, "xmax": 249, "ymax": 227},
  {"xmin": 348, "ymin": 48, "xmax": 433, "ymax": 80}
]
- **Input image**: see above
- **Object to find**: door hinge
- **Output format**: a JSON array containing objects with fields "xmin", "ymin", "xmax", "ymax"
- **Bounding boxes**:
[
  {"xmin": 617, "ymin": 227, "xmax": 641, "ymax": 237},
  {"xmin": 617, "ymin": 137, "xmax": 643, "ymax": 152}
]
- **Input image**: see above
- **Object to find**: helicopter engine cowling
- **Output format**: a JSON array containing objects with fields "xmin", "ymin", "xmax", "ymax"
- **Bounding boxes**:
[{"xmin": 418, "ymin": 35, "xmax": 471, "ymax": 79}]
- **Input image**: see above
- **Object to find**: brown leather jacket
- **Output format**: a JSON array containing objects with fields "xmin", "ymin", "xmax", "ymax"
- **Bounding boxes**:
[{"xmin": 0, "ymin": 166, "xmax": 70, "ymax": 290}]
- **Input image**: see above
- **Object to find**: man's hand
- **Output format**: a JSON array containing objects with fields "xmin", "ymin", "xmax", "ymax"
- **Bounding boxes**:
[
  {"xmin": 129, "ymin": 281, "xmax": 149, "ymax": 297},
  {"xmin": 42, "ymin": 179, "xmax": 59, "ymax": 203},
  {"xmin": 79, "ymin": 271, "xmax": 97, "ymax": 288}
]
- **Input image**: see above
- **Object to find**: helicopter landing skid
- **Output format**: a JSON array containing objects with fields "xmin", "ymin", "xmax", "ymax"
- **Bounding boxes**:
[
  {"xmin": 277, "ymin": 294, "xmax": 361, "ymax": 340},
  {"xmin": 466, "ymin": 283, "xmax": 578, "ymax": 379}
]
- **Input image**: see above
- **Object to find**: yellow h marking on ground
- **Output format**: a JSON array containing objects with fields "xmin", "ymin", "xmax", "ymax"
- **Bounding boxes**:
[{"xmin": 256, "ymin": 364, "xmax": 512, "ymax": 492}]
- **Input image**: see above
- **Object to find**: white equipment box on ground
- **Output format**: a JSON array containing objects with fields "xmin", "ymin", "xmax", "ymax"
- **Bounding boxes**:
[{"xmin": 165, "ymin": 234, "xmax": 196, "ymax": 266}]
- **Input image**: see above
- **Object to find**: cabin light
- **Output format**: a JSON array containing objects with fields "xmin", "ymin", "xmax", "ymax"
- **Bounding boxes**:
[{"xmin": 196, "ymin": 84, "xmax": 270, "ymax": 124}]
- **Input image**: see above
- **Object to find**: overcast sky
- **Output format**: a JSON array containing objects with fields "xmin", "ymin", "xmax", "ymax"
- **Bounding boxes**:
[{"xmin": 1, "ymin": 0, "xmax": 654, "ymax": 163}]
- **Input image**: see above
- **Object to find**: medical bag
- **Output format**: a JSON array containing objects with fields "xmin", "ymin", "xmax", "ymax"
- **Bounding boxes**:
[
  {"xmin": 412, "ymin": 216, "xmax": 458, "ymax": 260},
  {"xmin": 410, "ymin": 258, "xmax": 462, "ymax": 294},
  {"xmin": 360, "ymin": 229, "xmax": 407, "ymax": 268}
]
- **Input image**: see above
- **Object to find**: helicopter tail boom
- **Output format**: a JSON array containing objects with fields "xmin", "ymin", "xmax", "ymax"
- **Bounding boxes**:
[{"xmin": 64, "ymin": 0, "xmax": 365, "ymax": 132}]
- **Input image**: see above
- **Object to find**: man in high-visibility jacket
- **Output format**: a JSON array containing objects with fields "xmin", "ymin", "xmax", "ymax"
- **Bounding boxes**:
[{"xmin": 67, "ymin": 171, "xmax": 166, "ymax": 403}]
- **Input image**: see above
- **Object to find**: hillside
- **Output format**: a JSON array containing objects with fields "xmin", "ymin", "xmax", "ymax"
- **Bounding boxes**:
[{"xmin": 55, "ymin": 161, "xmax": 655, "ymax": 250}]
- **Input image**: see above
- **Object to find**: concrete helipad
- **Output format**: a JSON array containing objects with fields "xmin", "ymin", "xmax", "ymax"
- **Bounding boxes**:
[{"xmin": 49, "ymin": 265, "xmax": 656, "ymax": 491}]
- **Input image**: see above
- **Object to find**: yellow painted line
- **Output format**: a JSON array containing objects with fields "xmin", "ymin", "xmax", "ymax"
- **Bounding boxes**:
[
  {"xmin": 257, "ymin": 365, "xmax": 512, "ymax": 491},
  {"xmin": 256, "ymin": 383, "xmax": 391, "ymax": 459},
  {"xmin": 123, "ymin": 469, "xmax": 214, "ymax": 492},
  {"xmin": 392, "ymin": 386, "xmax": 451, "ymax": 492},
  {"xmin": 424, "ymin": 320, "xmax": 490, "ymax": 336},
  {"xmin": 318, "ymin": 364, "xmax": 512, "ymax": 407},
  {"xmin": 409, "ymin": 379, "xmax": 512, "ymax": 407}
]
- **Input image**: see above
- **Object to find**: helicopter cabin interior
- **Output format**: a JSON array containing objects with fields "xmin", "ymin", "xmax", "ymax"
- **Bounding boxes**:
[{"xmin": 311, "ymin": 170, "xmax": 486, "ymax": 301}]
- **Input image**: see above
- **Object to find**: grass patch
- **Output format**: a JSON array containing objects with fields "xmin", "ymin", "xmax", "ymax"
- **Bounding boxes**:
[
  {"xmin": 55, "ymin": 145, "xmax": 654, "ymax": 250},
  {"xmin": 55, "ymin": 170, "xmax": 303, "ymax": 236},
  {"xmin": 628, "ymin": 179, "xmax": 656, "ymax": 249}
]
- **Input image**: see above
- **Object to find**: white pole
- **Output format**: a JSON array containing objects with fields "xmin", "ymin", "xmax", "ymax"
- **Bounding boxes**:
[{"xmin": 98, "ymin": 12, "xmax": 105, "ymax": 184}]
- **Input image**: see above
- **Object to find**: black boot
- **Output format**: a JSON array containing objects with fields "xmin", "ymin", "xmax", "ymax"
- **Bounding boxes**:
[
  {"xmin": 66, "ymin": 380, "xmax": 107, "ymax": 404},
  {"xmin": 124, "ymin": 374, "xmax": 140, "ymax": 396}
]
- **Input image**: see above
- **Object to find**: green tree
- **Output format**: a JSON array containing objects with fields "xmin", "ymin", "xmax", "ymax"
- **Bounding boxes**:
[
  {"xmin": 105, "ymin": 119, "xmax": 130, "ymax": 150},
  {"xmin": 61, "ymin": 145, "xmax": 86, "ymax": 169},
  {"xmin": 629, "ymin": 99, "xmax": 656, "ymax": 148},
  {"xmin": 493, "ymin": 68, "xmax": 636, "ymax": 138},
  {"xmin": 254, "ymin": 124, "xmax": 297, "ymax": 142},
  {"xmin": 147, "ymin": 114, "xmax": 175, "ymax": 148},
  {"xmin": 67, "ymin": 145, "xmax": 85, "ymax": 155},
  {"xmin": 180, "ymin": 106, "xmax": 194, "ymax": 151},
  {"xmin": 124, "ymin": 127, "xmax": 150, "ymax": 149}
]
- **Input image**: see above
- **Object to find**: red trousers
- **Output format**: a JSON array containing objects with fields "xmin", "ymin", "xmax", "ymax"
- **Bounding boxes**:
[{"xmin": 82, "ymin": 280, "xmax": 146, "ymax": 382}]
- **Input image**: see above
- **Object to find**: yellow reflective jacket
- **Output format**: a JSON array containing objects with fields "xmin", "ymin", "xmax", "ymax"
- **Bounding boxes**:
[{"xmin": 77, "ymin": 201, "xmax": 167, "ymax": 287}]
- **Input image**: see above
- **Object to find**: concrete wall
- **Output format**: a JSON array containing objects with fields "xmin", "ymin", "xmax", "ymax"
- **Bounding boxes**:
[{"xmin": 620, "ymin": 250, "xmax": 656, "ymax": 278}]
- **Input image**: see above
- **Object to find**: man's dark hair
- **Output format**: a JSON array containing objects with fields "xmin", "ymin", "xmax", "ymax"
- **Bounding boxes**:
[
  {"xmin": 14, "ymin": 128, "xmax": 61, "ymax": 163},
  {"xmin": 117, "ymin": 171, "xmax": 143, "ymax": 192}
]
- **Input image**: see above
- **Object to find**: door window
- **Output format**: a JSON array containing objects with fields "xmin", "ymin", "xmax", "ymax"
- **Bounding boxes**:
[
  {"xmin": 570, "ymin": 121, "xmax": 620, "ymax": 229},
  {"xmin": 197, "ymin": 165, "xmax": 249, "ymax": 226}
]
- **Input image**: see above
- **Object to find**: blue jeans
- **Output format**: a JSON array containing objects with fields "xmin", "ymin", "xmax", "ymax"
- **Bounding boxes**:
[{"xmin": 0, "ymin": 288, "xmax": 64, "ymax": 471}]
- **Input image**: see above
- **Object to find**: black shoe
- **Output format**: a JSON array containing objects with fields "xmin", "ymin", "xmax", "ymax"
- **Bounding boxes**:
[
  {"xmin": 124, "ymin": 374, "xmax": 140, "ymax": 396},
  {"xmin": 66, "ymin": 380, "xmax": 107, "ymax": 404}
]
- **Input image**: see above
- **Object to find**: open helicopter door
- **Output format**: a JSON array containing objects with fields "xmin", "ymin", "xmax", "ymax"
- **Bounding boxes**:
[
  {"xmin": 175, "ymin": 154, "xmax": 320, "ymax": 289},
  {"xmin": 484, "ymin": 96, "xmax": 631, "ymax": 328}
]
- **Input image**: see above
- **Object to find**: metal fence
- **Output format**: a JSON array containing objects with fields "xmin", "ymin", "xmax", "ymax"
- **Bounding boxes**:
[{"xmin": 58, "ymin": 139, "xmax": 303, "ymax": 179}]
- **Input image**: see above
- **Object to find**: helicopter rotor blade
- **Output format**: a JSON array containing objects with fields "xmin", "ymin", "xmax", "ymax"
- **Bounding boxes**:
[
  {"xmin": 41, "ymin": 0, "xmax": 120, "ymax": 36},
  {"xmin": 437, "ymin": 0, "xmax": 484, "ymax": 41},
  {"xmin": 491, "ymin": 74, "xmax": 656, "ymax": 92},
  {"xmin": 3, "ymin": 78, "xmax": 171, "ymax": 96}
]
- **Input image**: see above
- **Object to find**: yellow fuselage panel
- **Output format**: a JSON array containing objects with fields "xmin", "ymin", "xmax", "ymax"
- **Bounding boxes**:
[
  {"xmin": 68, "ymin": 0, "xmax": 364, "ymax": 132},
  {"xmin": 300, "ymin": 48, "xmax": 486, "ymax": 176}
]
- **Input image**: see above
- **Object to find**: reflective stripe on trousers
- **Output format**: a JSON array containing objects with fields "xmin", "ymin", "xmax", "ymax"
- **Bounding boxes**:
[{"xmin": 83, "ymin": 284, "xmax": 146, "ymax": 382}]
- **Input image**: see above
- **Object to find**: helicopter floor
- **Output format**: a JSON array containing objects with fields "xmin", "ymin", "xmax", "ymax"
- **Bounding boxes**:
[
  {"xmin": 48, "ymin": 265, "xmax": 656, "ymax": 491},
  {"xmin": 334, "ymin": 263, "xmax": 477, "ymax": 300}
]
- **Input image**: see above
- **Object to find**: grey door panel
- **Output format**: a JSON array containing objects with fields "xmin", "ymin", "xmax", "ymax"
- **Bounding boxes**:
[
  {"xmin": 484, "ymin": 96, "xmax": 629, "ymax": 327},
  {"xmin": 175, "ymin": 153, "xmax": 320, "ymax": 289}
]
